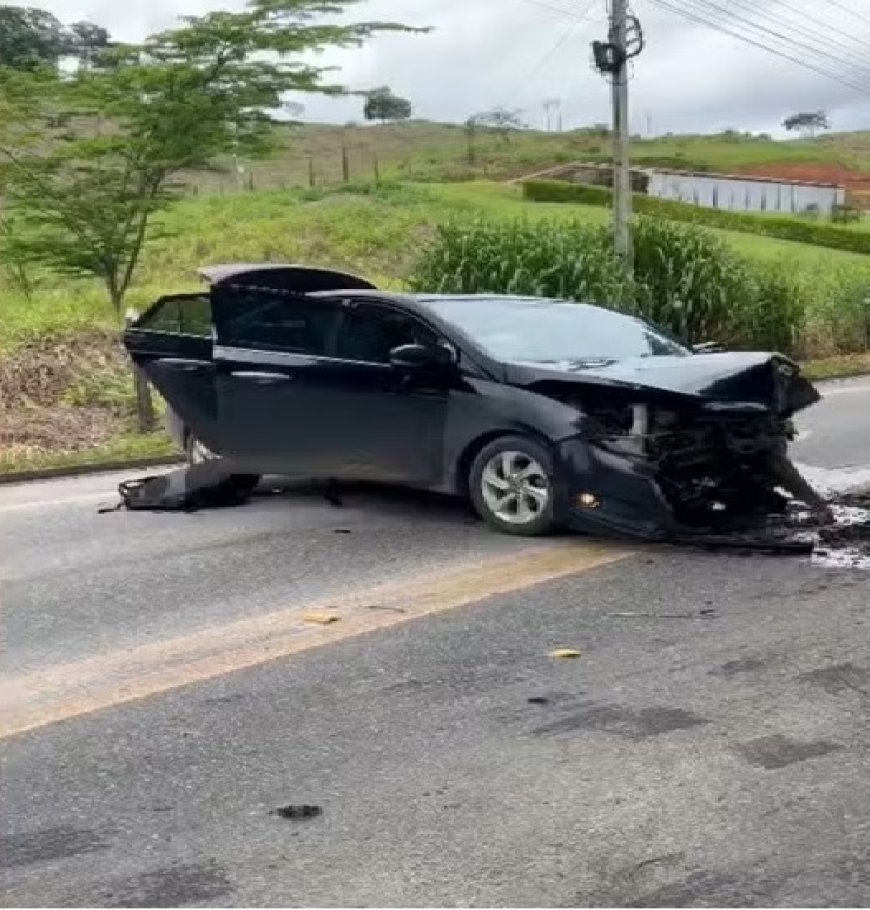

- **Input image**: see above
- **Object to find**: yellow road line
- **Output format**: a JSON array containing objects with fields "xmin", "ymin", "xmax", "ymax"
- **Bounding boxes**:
[{"xmin": 0, "ymin": 541, "xmax": 631, "ymax": 739}]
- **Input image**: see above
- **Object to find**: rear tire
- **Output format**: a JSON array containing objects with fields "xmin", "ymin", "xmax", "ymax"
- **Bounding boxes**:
[
  {"xmin": 184, "ymin": 431, "xmax": 260, "ymax": 494},
  {"xmin": 469, "ymin": 435, "xmax": 557, "ymax": 536}
]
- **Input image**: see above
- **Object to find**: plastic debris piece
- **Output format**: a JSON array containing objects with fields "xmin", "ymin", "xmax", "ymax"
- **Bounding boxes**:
[{"xmin": 303, "ymin": 612, "xmax": 340, "ymax": 625}]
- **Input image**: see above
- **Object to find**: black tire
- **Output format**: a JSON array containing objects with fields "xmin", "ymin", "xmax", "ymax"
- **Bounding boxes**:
[
  {"xmin": 184, "ymin": 431, "xmax": 260, "ymax": 493},
  {"xmin": 469, "ymin": 435, "xmax": 557, "ymax": 537}
]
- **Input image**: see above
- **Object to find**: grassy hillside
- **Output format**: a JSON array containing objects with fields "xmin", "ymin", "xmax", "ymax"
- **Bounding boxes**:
[
  {"xmin": 187, "ymin": 121, "xmax": 870, "ymax": 194},
  {"xmin": 4, "ymin": 180, "xmax": 869, "ymax": 352}
]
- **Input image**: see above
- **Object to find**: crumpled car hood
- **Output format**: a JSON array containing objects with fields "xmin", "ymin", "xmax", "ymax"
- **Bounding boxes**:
[{"xmin": 505, "ymin": 352, "xmax": 821, "ymax": 417}]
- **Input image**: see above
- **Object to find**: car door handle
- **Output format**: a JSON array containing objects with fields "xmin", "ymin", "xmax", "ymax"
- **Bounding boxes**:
[
  {"xmin": 231, "ymin": 371, "xmax": 293, "ymax": 385},
  {"xmin": 161, "ymin": 359, "xmax": 208, "ymax": 373}
]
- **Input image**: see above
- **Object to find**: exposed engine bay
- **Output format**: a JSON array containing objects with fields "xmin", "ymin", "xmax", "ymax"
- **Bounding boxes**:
[{"xmin": 543, "ymin": 377, "xmax": 830, "ymax": 534}]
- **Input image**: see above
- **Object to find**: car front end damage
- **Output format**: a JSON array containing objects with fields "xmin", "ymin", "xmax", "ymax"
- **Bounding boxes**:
[{"xmin": 542, "ymin": 355, "xmax": 826, "ymax": 541}]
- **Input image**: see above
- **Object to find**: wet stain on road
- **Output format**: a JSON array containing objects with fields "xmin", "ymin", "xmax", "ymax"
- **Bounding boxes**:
[
  {"xmin": 735, "ymin": 734, "xmax": 844, "ymax": 770},
  {"xmin": 710, "ymin": 656, "xmax": 773, "ymax": 678},
  {"xmin": 798, "ymin": 662, "xmax": 870, "ymax": 695},
  {"xmin": 103, "ymin": 860, "xmax": 233, "ymax": 908},
  {"xmin": 1, "ymin": 825, "xmax": 109, "ymax": 869},
  {"xmin": 532, "ymin": 703, "xmax": 708, "ymax": 741}
]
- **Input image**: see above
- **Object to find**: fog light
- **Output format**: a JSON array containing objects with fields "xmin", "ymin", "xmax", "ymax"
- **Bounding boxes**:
[{"xmin": 576, "ymin": 492, "xmax": 601, "ymax": 510}]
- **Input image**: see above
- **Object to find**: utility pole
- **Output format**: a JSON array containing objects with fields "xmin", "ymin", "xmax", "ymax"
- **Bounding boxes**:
[
  {"xmin": 610, "ymin": 0, "xmax": 632, "ymax": 265},
  {"xmin": 593, "ymin": 3, "xmax": 643, "ymax": 268}
]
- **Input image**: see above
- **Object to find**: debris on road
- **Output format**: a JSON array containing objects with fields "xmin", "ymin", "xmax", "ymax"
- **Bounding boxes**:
[
  {"xmin": 104, "ymin": 461, "xmax": 256, "ymax": 513},
  {"xmin": 549, "ymin": 648, "xmax": 582, "ymax": 659},
  {"xmin": 271, "ymin": 805, "xmax": 323, "ymax": 821},
  {"xmin": 303, "ymin": 612, "xmax": 341, "ymax": 626}
]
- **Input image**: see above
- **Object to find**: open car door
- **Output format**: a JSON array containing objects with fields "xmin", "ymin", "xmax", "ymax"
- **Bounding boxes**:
[{"xmin": 123, "ymin": 293, "xmax": 223, "ymax": 452}]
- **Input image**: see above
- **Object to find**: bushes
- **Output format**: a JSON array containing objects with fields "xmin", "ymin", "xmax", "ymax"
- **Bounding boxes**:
[
  {"xmin": 410, "ymin": 215, "xmax": 826, "ymax": 356},
  {"xmin": 521, "ymin": 180, "xmax": 612, "ymax": 207},
  {"xmin": 631, "ymin": 218, "xmax": 756, "ymax": 347},
  {"xmin": 521, "ymin": 179, "xmax": 870, "ymax": 257},
  {"xmin": 407, "ymin": 217, "xmax": 631, "ymax": 306}
]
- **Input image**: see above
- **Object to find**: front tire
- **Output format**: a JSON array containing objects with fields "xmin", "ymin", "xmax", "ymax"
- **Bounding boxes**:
[{"xmin": 469, "ymin": 436, "xmax": 557, "ymax": 536}]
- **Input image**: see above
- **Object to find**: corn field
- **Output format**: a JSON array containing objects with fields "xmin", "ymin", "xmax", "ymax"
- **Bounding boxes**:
[{"xmin": 410, "ymin": 216, "xmax": 870, "ymax": 357}]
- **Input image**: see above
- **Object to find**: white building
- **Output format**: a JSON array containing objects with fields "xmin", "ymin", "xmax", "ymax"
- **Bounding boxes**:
[{"xmin": 645, "ymin": 169, "xmax": 846, "ymax": 216}]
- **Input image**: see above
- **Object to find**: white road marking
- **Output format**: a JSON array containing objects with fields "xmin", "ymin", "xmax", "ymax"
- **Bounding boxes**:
[
  {"xmin": 819, "ymin": 385, "xmax": 870, "ymax": 397},
  {"xmin": 0, "ymin": 492, "xmax": 114, "ymax": 514}
]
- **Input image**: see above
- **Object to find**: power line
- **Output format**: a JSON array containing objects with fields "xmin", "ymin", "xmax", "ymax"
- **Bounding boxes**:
[
  {"xmin": 521, "ymin": 19, "xmax": 586, "ymax": 87},
  {"xmin": 727, "ymin": 0, "xmax": 870, "ymax": 65},
  {"xmin": 647, "ymin": 0, "xmax": 870, "ymax": 95},
  {"xmin": 817, "ymin": 0, "xmax": 870, "ymax": 28},
  {"xmin": 495, "ymin": 0, "xmax": 601, "ymax": 116},
  {"xmin": 766, "ymin": 0, "xmax": 870, "ymax": 52},
  {"xmin": 517, "ymin": 0, "xmax": 590, "ymax": 20},
  {"xmin": 673, "ymin": 0, "xmax": 870, "ymax": 85},
  {"xmin": 517, "ymin": 0, "xmax": 601, "ymax": 88}
]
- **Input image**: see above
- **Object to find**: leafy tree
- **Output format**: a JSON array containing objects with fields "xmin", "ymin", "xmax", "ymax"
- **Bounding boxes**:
[
  {"xmin": 363, "ymin": 85, "xmax": 412, "ymax": 123},
  {"xmin": 0, "ymin": 0, "xmax": 423, "ymax": 428},
  {"xmin": 67, "ymin": 20, "xmax": 112, "ymax": 69},
  {"xmin": 0, "ymin": 5, "xmax": 66, "ymax": 69},
  {"xmin": 468, "ymin": 107, "xmax": 526, "ymax": 143},
  {"xmin": 783, "ymin": 110, "xmax": 830, "ymax": 138},
  {"xmin": 0, "ymin": 1, "xmax": 422, "ymax": 311}
]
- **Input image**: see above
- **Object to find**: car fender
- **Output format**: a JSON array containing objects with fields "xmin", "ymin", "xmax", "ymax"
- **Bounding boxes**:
[{"xmin": 443, "ymin": 378, "xmax": 587, "ymax": 493}]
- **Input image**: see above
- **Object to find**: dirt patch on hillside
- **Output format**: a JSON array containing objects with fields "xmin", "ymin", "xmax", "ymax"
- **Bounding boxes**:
[
  {"xmin": 737, "ymin": 162, "xmax": 870, "ymax": 207},
  {"xmin": 0, "ymin": 332, "xmax": 133, "ymax": 457}
]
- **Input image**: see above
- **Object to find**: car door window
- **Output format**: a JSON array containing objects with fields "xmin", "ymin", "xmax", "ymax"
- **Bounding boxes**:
[
  {"xmin": 336, "ymin": 305, "xmax": 438, "ymax": 364},
  {"xmin": 216, "ymin": 288, "xmax": 340, "ymax": 355},
  {"xmin": 137, "ymin": 295, "xmax": 212, "ymax": 337}
]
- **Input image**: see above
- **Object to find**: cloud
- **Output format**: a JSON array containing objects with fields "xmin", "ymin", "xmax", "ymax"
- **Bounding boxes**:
[{"xmin": 9, "ymin": 0, "xmax": 870, "ymax": 134}]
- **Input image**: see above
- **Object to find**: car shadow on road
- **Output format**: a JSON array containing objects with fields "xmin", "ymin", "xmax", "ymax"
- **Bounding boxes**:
[{"xmin": 252, "ymin": 477, "xmax": 481, "ymax": 524}]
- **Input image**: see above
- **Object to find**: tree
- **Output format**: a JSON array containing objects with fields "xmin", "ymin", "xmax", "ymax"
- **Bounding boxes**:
[
  {"xmin": 783, "ymin": 110, "xmax": 830, "ymax": 139},
  {"xmin": 0, "ymin": 5, "xmax": 66, "ymax": 69},
  {"xmin": 363, "ymin": 85, "xmax": 412, "ymax": 123},
  {"xmin": 468, "ymin": 107, "xmax": 526, "ymax": 143},
  {"xmin": 0, "ymin": 2, "xmax": 422, "ymax": 311},
  {"xmin": 67, "ymin": 21, "xmax": 112, "ymax": 70},
  {"xmin": 0, "ymin": 0, "xmax": 423, "ymax": 428}
]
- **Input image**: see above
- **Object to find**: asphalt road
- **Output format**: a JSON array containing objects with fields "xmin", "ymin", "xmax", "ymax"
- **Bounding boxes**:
[{"xmin": 2, "ymin": 378, "xmax": 869, "ymax": 907}]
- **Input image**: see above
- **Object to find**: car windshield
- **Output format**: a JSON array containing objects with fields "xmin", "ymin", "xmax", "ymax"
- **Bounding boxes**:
[{"xmin": 421, "ymin": 296, "xmax": 689, "ymax": 366}]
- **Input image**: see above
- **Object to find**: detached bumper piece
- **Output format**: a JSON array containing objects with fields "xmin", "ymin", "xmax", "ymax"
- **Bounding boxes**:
[{"xmin": 108, "ymin": 460, "xmax": 257, "ymax": 512}]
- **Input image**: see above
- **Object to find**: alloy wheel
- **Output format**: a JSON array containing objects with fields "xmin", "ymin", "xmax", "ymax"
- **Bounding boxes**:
[{"xmin": 480, "ymin": 450, "xmax": 551, "ymax": 525}]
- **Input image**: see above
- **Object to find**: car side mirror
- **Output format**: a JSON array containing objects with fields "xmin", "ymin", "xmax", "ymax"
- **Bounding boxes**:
[
  {"xmin": 389, "ymin": 343, "xmax": 456, "ymax": 370},
  {"xmin": 692, "ymin": 341, "xmax": 725, "ymax": 354}
]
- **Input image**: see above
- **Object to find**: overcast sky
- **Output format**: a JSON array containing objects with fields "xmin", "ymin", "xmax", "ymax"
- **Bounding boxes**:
[{"xmin": 16, "ymin": 0, "xmax": 870, "ymax": 136}]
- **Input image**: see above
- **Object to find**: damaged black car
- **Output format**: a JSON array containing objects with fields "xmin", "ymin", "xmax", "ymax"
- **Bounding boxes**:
[{"xmin": 123, "ymin": 263, "xmax": 823, "ymax": 538}]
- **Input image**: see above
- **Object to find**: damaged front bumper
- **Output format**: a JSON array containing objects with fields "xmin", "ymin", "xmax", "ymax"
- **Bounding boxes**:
[
  {"xmin": 555, "ymin": 438, "xmax": 682, "ymax": 540},
  {"xmin": 553, "ymin": 427, "xmax": 824, "ymax": 544}
]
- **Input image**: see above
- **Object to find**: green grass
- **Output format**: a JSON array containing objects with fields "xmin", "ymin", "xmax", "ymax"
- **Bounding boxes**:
[
  {"xmin": 3, "ymin": 179, "xmax": 869, "ymax": 353},
  {"xmin": 182, "ymin": 121, "xmax": 870, "ymax": 193},
  {"xmin": 800, "ymin": 353, "xmax": 870, "ymax": 381},
  {"xmin": 0, "ymin": 430, "xmax": 178, "ymax": 475}
]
